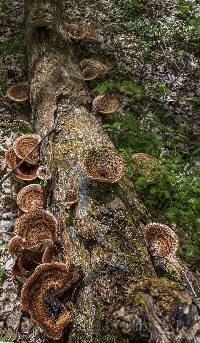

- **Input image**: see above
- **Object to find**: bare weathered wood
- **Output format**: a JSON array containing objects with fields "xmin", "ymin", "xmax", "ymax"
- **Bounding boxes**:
[{"xmin": 24, "ymin": 1, "xmax": 200, "ymax": 342}]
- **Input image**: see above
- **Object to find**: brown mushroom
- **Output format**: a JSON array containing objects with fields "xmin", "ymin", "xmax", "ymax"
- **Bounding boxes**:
[
  {"xmin": 6, "ymin": 82, "xmax": 29, "ymax": 103},
  {"xmin": 13, "ymin": 134, "xmax": 41, "ymax": 165},
  {"xmin": 67, "ymin": 22, "xmax": 96, "ymax": 40},
  {"xmin": 36, "ymin": 166, "xmax": 52, "ymax": 181},
  {"xmin": 92, "ymin": 95, "xmax": 120, "ymax": 114},
  {"xmin": 131, "ymin": 153, "xmax": 160, "ymax": 185},
  {"xmin": 5, "ymin": 147, "xmax": 38, "ymax": 181},
  {"xmin": 21, "ymin": 263, "xmax": 83, "ymax": 340},
  {"xmin": 83, "ymin": 146, "xmax": 126, "ymax": 183},
  {"xmin": 14, "ymin": 210, "xmax": 58, "ymax": 249},
  {"xmin": 144, "ymin": 223, "xmax": 179, "ymax": 259},
  {"xmin": 80, "ymin": 58, "xmax": 108, "ymax": 76},
  {"xmin": 82, "ymin": 66, "xmax": 99, "ymax": 81},
  {"xmin": 17, "ymin": 184, "xmax": 46, "ymax": 212},
  {"xmin": 63, "ymin": 190, "xmax": 78, "ymax": 207}
]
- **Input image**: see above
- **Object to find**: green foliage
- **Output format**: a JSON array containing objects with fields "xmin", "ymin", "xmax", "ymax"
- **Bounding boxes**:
[
  {"xmin": 92, "ymin": 80, "xmax": 117, "ymax": 94},
  {"xmin": 0, "ymin": 37, "xmax": 25, "ymax": 56},
  {"xmin": 0, "ymin": 268, "xmax": 6, "ymax": 284},
  {"xmin": 0, "ymin": 336, "xmax": 16, "ymax": 342},
  {"xmin": 119, "ymin": 81, "xmax": 142, "ymax": 99}
]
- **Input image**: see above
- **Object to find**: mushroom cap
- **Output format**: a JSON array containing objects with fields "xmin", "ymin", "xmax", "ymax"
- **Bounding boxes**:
[
  {"xmin": 83, "ymin": 146, "xmax": 126, "ymax": 183},
  {"xmin": 80, "ymin": 58, "xmax": 108, "ymax": 75},
  {"xmin": 8, "ymin": 235, "xmax": 23, "ymax": 255},
  {"xmin": 14, "ymin": 210, "xmax": 58, "ymax": 249},
  {"xmin": 82, "ymin": 66, "xmax": 99, "ymax": 81},
  {"xmin": 17, "ymin": 184, "xmax": 46, "ymax": 213},
  {"xmin": 5, "ymin": 147, "xmax": 38, "ymax": 181},
  {"xmin": 12, "ymin": 249, "xmax": 44, "ymax": 278},
  {"xmin": 92, "ymin": 95, "xmax": 120, "ymax": 114},
  {"xmin": 36, "ymin": 166, "xmax": 52, "ymax": 181},
  {"xmin": 21, "ymin": 263, "xmax": 83, "ymax": 340},
  {"xmin": 6, "ymin": 82, "xmax": 29, "ymax": 103},
  {"xmin": 13, "ymin": 134, "xmax": 41, "ymax": 165},
  {"xmin": 67, "ymin": 22, "xmax": 87, "ymax": 39},
  {"xmin": 144, "ymin": 223, "xmax": 179, "ymax": 259},
  {"xmin": 63, "ymin": 190, "xmax": 78, "ymax": 206}
]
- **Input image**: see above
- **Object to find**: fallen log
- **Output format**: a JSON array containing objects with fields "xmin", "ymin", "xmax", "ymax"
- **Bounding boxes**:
[{"xmin": 23, "ymin": 1, "xmax": 200, "ymax": 342}]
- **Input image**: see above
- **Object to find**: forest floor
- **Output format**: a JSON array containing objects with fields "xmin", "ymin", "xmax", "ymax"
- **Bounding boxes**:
[{"xmin": 0, "ymin": 0, "xmax": 199, "ymax": 341}]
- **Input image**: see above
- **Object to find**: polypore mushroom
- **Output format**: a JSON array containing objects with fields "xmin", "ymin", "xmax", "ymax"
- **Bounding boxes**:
[
  {"xmin": 82, "ymin": 66, "xmax": 99, "ymax": 81},
  {"xmin": 80, "ymin": 58, "xmax": 108, "ymax": 76},
  {"xmin": 67, "ymin": 22, "xmax": 96, "ymax": 40},
  {"xmin": 83, "ymin": 146, "xmax": 126, "ymax": 183},
  {"xmin": 63, "ymin": 190, "xmax": 78, "ymax": 207},
  {"xmin": 13, "ymin": 134, "xmax": 41, "ymax": 165},
  {"xmin": 5, "ymin": 147, "xmax": 38, "ymax": 181},
  {"xmin": 36, "ymin": 166, "xmax": 52, "ymax": 181},
  {"xmin": 6, "ymin": 82, "xmax": 29, "ymax": 103},
  {"xmin": 144, "ymin": 223, "xmax": 179, "ymax": 259},
  {"xmin": 14, "ymin": 210, "xmax": 58, "ymax": 249},
  {"xmin": 131, "ymin": 153, "xmax": 160, "ymax": 185},
  {"xmin": 17, "ymin": 184, "xmax": 46, "ymax": 212},
  {"xmin": 92, "ymin": 95, "xmax": 120, "ymax": 114},
  {"xmin": 21, "ymin": 263, "xmax": 83, "ymax": 340}
]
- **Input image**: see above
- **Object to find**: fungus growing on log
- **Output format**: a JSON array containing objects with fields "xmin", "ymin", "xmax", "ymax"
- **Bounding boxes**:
[
  {"xmin": 92, "ymin": 95, "xmax": 120, "ymax": 114},
  {"xmin": 6, "ymin": 82, "xmax": 29, "ymax": 102},
  {"xmin": 36, "ymin": 166, "xmax": 52, "ymax": 181},
  {"xmin": 67, "ymin": 22, "xmax": 97, "ymax": 40},
  {"xmin": 8, "ymin": 235, "xmax": 23, "ymax": 255},
  {"xmin": 13, "ymin": 134, "xmax": 41, "ymax": 165},
  {"xmin": 5, "ymin": 147, "xmax": 38, "ymax": 181},
  {"xmin": 80, "ymin": 58, "xmax": 108, "ymax": 76},
  {"xmin": 131, "ymin": 153, "xmax": 160, "ymax": 185},
  {"xmin": 17, "ymin": 184, "xmax": 46, "ymax": 212},
  {"xmin": 63, "ymin": 190, "xmax": 78, "ymax": 207},
  {"xmin": 144, "ymin": 223, "xmax": 179, "ymax": 259},
  {"xmin": 21, "ymin": 263, "xmax": 83, "ymax": 340},
  {"xmin": 83, "ymin": 146, "xmax": 125, "ymax": 183},
  {"xmin": 14, "ymin": 210, "xmax": 58, "ymax": 249},
  {"xmin": 82, "ymin": 66, "xmax": 99, "ymax": 81}
]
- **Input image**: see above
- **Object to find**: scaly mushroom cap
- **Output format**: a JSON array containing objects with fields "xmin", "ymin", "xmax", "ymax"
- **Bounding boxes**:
[
  {"xmin": 12, "ymin": 249, "xmax": 44, "ymax": 277},
  {"xmin": 67, "ymin": 22, "xmax": 87, "ymax": 39},
  {"xmin": 63, "ymin": 190, "xmax": 78, "ymax": 206},
  {"xmin": 131, "ymin": 153, "xmax": 160, "ymax": 185},
  {"xmin": 6, "ymin": 82, "xmax": 29, "ymax": 103},
  {"xmin": 17, "ymin": 184, "xmax": 46, "ymax": 213},
  {"xmin": 13, "ymin": 134, "xmax": 41, "ymax": 165},
  {"xmin": 83, "ymin": 146, "xmax": 126, "ymax": 183},
  {"xmin": 92, "ymin": 95, "xmax": 120, "ymax": 114},
  {"xmin": 144, "ymin": 223, "xmax": 179, "ymax": 259},
  {"xmin": 82, "ymin": 66, "xmax": 99, "ymax": 81},
  {"xmin": 0, "ymin": 158, "xmax": 7, "ymax": 174},
  {"xmin": 8, "ymin": 235, "xmax": 23, "ymax": 255},
  {"xmin": 21, "ymin": 263, "xmax": 83, "ymax": 340},
  {"xmin": 80, "ymin": 58, "xmax": 108, "ymax": 76},
  {"xmin": 14, "ymin": 210, "xmax": 58, "ymax": 249},
  {"xmin": 36, "ymin": 166, "xmax": 52, "ymax": 181},
  {"xmin": 5, "ymin": 147, "xmax": 38, "ymax": 181}
]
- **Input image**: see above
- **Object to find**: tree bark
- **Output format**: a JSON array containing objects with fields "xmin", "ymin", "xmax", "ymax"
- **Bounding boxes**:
[{"xmin": 24, "ymin": 1, "xmax": 200, "ymax": 342}]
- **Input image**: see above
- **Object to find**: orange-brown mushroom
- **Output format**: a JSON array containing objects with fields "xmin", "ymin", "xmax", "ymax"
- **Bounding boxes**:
[
  {"xmin": 131, "ymin": 153, "xmax": 160, "ymax": 185},
  {"xmin": 80, "ymin": 58, "xmax": 108, "ymax": 76},
  {"xmin": 144, "ymin": 223, "xmax": 179, "ymax": 259},
  {"xmin": 63, "ymin": 190, "xmax": 78, "ymax": 207},
  {"xmin": 13, "ymin": 134, "xmax": 41, "ymax": 165},
  {"xmin": 6, "ymin": 82, "xmax": 29, "ymax": 103},
  {"xmin": 21, "ymin": 263, "xmax": 83, "ymax": 340},
  {"xmin": 67, "ymin": 22, "xmax": 97, "ymax": 40},
  {"xmin": 82, "ymin": 66, "xmax": 99, "ymax": 81},
  {"xmin": 92, "ymin": 95, "xmax": 120, "ymax": 114},
  {"xmin": 36, "ymin": 166, "xmax": 52, "ymax": 181},
  {"xmin": 14, "ymin": 210, "xmax": 58, "ymax": 249},
  {"xmin": 17, "ymin": 184, "xmax": 46, "ymax": 212},
  {"xmin": 5, "ymin": 147, "xmax": 38, "ymax": 181},
  {"xmin": 83, "ymin": 146, "xmax": 126, "ymax": 183}
]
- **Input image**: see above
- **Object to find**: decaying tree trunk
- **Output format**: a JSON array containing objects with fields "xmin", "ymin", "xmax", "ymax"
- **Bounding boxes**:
[{"xmin": 24, "ymin": 1, "xmax": 200, "ymax": 342}]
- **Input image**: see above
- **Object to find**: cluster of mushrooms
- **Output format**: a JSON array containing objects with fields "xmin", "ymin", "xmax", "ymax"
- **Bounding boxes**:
[{"xmin": 1, "ymin": 20, "xmax": 180, "ymax": 340}]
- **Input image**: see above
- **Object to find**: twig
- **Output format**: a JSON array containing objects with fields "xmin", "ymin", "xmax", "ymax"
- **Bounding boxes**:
[{"xmin": 0, "ymin": 123, "xmax": 57, "ymax": 187}]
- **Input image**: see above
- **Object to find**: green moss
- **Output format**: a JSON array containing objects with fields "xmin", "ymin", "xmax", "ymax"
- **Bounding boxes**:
[{"xmin": 0, "ymin": 37, "xmax": 25, "ymax": 56}]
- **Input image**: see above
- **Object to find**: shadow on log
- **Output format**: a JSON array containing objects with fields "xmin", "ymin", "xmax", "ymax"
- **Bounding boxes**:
[{"xmin": 24, "ymin": 1, "xmax": 200, "ymax": 342}]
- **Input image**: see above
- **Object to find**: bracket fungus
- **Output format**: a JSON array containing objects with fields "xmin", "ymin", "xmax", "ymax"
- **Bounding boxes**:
[
  {"xmin": 13, "ymin": 134, "xmax": 41, "ymax": 165},
  {"xmin": 82, "ymin": 66, "xmax": 99, "ymax": 81},
  {"xmin": 5, "ymin": 147, "xmax": 38, "ymax": 181},
  {"xmin": 80, "ymin": 58, "xmax": 108, "ymax": 79},
  {"xmin": 14, "ymin": 210, "xmax": 58, "ymax": 249},
  {"xmin": 21, "ymin": 263, "xmax": 83, "ymax": 340},
  {"xmin": 131, "ymin": 153, "xmax": 160, "ymax": 185},
  {"xmin": 17, "ymin": 184, "xmax": 46, "ymax": 212},
  {"xmin": 67, "ymin": 22, "xmax": 96, "ymax": 40},
  {"xmin": 6, "ymin": 82, "xmax": 29, "ymax": 102},
  {"xmin": 144, "ymin": 223, "xmax": 179, "ymax": 259},
  {"xmin": 83, "ymin": 146, "xmax": 126, "ymax": 183},
  {"xmin": 63, "ymin": 190, "xmax": 78, "ymax": 207},
  {"xmin": 36, "ymin": 166, "xmax": 52, "ymax": 181},
  {"xmin": 92, "ymin": 95, "xmax": 120, "ymax": 114}
]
